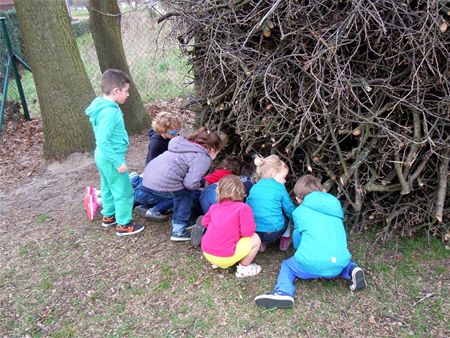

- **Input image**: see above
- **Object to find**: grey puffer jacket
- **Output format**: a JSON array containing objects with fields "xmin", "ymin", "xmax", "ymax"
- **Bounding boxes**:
[{"xmin": 142, "ymin": 136, "xmax": 212, "ymax": 192}]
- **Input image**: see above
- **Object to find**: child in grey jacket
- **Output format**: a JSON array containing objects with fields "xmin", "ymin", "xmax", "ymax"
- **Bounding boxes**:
[{"xmin": 134, "ymin": 127, "xmax": 223, "ymax": 241}]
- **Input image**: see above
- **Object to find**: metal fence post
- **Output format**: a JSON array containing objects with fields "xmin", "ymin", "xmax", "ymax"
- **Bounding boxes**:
[{"xmin": 0, "ymin": 16, "xmax": 32, "ymax": 133}]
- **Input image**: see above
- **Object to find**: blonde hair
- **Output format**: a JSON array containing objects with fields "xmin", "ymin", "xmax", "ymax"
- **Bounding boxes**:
[
  {"xmin": 254, "ymin": 155, "xmax": 287, "ymax": 178},
  {"xmin": 216, "ymin": 175, "xmax": 246, "ymax": 202},
  {"xmin": 152, "ymin": 111, "xmax": 182, "ymax": 134},
  {"xmin": 294, "ymin": 175, "xmax": 323, "ymax": 200}
]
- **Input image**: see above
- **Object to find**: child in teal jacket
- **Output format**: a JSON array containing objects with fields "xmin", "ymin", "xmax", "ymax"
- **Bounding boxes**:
[
  {"xmin": 255, "ymin": 175, "xmax": 366, "ymax": 308},
  {"xmin": 85, "ymin": 69, "xmax": 144, "ymax": 237},
  {"xmin": 246, "ymin": 155, "xmax": 295, "ymax": 251}
]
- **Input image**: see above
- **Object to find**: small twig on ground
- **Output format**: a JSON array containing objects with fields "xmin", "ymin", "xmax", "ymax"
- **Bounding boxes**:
[{"xmin": 412, "ymin": 292, "xmax": 435, "ymax": 307}]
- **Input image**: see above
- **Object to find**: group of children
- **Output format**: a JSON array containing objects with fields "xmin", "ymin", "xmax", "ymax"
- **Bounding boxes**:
[{"xmin": 84, "ymin": 69, "xmax": 367, "ymax": 309}]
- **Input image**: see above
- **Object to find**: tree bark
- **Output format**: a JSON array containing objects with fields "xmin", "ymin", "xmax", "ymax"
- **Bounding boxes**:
[
  {"xmin": 88, "ymin": 0, "xmax": 151, "ymax": 134},
  {"xmin": 15, "ymin": 0, "xmax": 95, "ymax": 159}
]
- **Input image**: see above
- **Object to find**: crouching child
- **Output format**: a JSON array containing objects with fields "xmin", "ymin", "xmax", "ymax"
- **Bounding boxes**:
[{"xmin": 254, "ymin": 175, "xmax": 366, "ymax": 308}]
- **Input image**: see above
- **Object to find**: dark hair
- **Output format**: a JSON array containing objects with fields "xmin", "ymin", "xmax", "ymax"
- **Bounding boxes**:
[
  {"xmin": 218, "ymin": 156, "xmax": 242, "ymax": 175},
  {"xmin": 240, "ymin": 161, "xmax": 256, "ymax": 177},
  {"xmin": 101, "ymin": 69, "xmax": 130, "ymax": 95},
  {"xmin": 216, "ymin": 175, "xmax": 246, "ymax": 202},
  {"xmin": 294, "ymin": 175, "xmax": 324, "ymax": 200},
  {"xmin": 187, "ymin": 127, "xmax": 222, "ymax": 152}
]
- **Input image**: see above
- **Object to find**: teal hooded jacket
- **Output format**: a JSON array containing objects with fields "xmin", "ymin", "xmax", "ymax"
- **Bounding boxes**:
[
  {"xmin": 292, "ymin": 191, "xmax": 351, "ymax": 277},
  {"xmin": 85, "ymin": 97, "xmax": 129, "ymax": 168},
  {"xmin": 246, "ymin": 178, "xmax": 295, "ymax": 233}
]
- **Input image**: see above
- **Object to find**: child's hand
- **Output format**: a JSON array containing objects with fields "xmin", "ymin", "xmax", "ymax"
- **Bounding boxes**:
[{"xmin": 117, "ymin": 164, "xmax": 128, "ymax": 173}]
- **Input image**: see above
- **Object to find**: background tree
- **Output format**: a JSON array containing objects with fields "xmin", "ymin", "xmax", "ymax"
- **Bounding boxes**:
[
  {"xmin": 88, "ymin": 0, "xmax": 151, "ymax": 134},
  {"xmin": 15, "ymin": 0, "xmax": 95, "ymax": 159}
]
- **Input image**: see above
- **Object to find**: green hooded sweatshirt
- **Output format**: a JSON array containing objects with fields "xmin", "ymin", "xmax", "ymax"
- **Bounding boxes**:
[{"xmin": 85, "ymin": 97, "xmax": 129, "ymax": 168}]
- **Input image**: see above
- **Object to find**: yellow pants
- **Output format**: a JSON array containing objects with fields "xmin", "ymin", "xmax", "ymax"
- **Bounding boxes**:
[{"xmin": 203, "ymin": 237, "xmax": 252, "ymax": 269}]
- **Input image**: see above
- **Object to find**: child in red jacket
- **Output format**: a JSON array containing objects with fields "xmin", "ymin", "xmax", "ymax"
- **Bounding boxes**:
[{"xmin": 201, "ymin": 175, "xmax": 261, "ymax": 277}]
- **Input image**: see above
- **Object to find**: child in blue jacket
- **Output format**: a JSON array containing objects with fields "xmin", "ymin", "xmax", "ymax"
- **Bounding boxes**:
[
  {"xmin": 246, "ymin": 155, "xmax": 295, "ymax": 251},
  {"xmin": 254, "ymin": 175, "xmax": 367, "ymax": 308}
]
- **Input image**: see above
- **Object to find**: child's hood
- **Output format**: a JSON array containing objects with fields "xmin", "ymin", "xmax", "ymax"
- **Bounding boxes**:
[
  {"xmin": 168, "ymin": 136, "xmax": 209, "ymax": 155},
  {"xmin": 301, "ymin": 191, "xmax": 343, "ymax": 219},
  {"xmin": 85, "ymin": 97, "xmax": 119, "ymax": 119}
]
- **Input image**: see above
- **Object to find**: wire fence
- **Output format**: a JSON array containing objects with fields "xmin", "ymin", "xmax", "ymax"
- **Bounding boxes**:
[{"xmin": 1, "ymin": 5, "xmax": 193, "ymax": 120}]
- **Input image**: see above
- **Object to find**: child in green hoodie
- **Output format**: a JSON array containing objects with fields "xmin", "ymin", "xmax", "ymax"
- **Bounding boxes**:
[{"xmin": 85, "ymin": 69, "xmax": 144, "ymax": 237}]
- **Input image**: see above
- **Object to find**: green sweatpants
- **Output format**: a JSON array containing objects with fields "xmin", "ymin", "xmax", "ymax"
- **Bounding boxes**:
[{"xmin": 95, "ymin": 152, "xmax": 134, "ymax": 226}]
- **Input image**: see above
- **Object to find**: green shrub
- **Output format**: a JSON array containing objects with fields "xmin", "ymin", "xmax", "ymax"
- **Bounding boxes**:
[
  {"xmin": 71, "ymin": 19, "xmax": 90, "ymax": 38},
  {"xmin": 0, "ymin": 10, "xmax": 23, "ymax": 64}
]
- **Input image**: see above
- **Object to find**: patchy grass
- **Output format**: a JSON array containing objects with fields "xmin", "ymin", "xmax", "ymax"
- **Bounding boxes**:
[{"xmin": 0, "ymin": 212, "xmax": 448, "ymax": 336}]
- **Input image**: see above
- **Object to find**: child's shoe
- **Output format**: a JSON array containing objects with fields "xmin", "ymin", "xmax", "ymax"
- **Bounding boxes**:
[
  {"xmin": 279, "ymin": 236, "xmax": 292, "ymax": 251},
  {"xmin": 102, "ymin": 215, "xmax": 117, "ymax": 227},
  {"xmin": 134, "ymin": 206, "xmax": 168, "ymax": 221},
  {"xmin": 84, "ymin": 186, "xmax": 101, "ymax": 221},
  {"xmin": 190, "ymin": 216, "xmax": 204, "ymax": 248},
  {"xmin": 258, "ymin": 242, "xmax": 267, "ymax": 252},
  {"xmin": 170, "ymin": 230, "xmax": 191, "ymax": 242},
  {"xmin": 211, "ymin": 264, "xmax": 219, "ymax": 269},
  {"xmin": 254, "ymin": 291, "xmax": 294, "ymax": 308},
  {"xmin": 235, "ymin": 263, "xmax": 261, "ymax": 278},
  {"xmin": 116, "ymin": 221, "xmax": 145, "ymax": 236},
  {"xmin": 350, "ymin": 267, "xmax": 367, "ymax": 291}
]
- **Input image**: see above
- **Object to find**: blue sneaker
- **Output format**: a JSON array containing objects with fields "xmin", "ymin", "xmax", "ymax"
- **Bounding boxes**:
[
  {"xmin": 254, "ymin": 291, "xmax": 294, "ymax": 308},
  {"xmin": 170, "ymin": 230, "xmax": 190, "ymax": 242}
]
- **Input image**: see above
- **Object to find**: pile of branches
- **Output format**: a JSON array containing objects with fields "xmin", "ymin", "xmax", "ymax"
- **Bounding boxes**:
[{"xmin": 161, "ymin": 0, "xmax": 450, "ymax": 238}]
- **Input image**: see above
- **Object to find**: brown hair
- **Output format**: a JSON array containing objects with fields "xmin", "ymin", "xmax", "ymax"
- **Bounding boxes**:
[
  {"xmin": 294, "ymin": 175, "xmax": 323, "ymax": 200},
  {"xmin": 187, "ymin": 127, "xmax": 222, "ymax": 152},
  {"xmin": 216, "ymin": 175, "xmax": 246, "ymax": 202},
  {"xmin": 101, "ymin": 69, "xmax": 130, "ymax": 95},
  {"xmin": 254, "ymin": 154, "xmax": 287, "ymax": 178},
  {"xmin": 152, "ymin": 111, "xmax": 182, "ymax": 134},
  {"xmin": 240, "ymin": 161, "xmax": 256, "ymax": 177},
  {"xmin": 218, "ymin": 156, "xmax": 242, "ymax": 175}
]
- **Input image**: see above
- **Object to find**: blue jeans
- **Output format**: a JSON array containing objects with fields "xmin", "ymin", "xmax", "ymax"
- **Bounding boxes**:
[
  {"xmin": 199, "ymin": 184, "xmax": 217, "ymax": 214},
  {"xmin": 274, "ymin": 256, "xmax": 358, "ymax": 296},
  {"xmin": 172, "ymin": 189, "xmax": 201, "ymax": 233},
  {"xmin": 257, "ymin": 216, "xmax": 289, "ymax": 243},
  {"xmin": 134, "ymin": 184, "xmax": 173, "ymax": 214}
]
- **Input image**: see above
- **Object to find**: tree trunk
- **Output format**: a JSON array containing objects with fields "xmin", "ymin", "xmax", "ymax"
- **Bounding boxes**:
[
  {"xmin": 88, "ymin": 0, "xmax": 151, "ymax": 134},
  {"xmin": 15, "ymin": 0, "xmax": 95, "ymax": 159}
]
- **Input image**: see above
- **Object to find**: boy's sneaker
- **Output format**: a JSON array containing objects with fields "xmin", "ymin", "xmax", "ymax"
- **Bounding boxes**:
[
  {"xmin": 350, "ymin": 267, "xmax": 367, "ymax": 291},
  {"xmin": 102, "ymin": 215, "xmax": 117, "ymax": 227},
  {"xmin": 84, "ymin": 186, "xmax": 101, "ymax": 221},
  {"xmin": 279, "ymin": 236, "xmax": 292, "ymax": 251},
  {"xmin": 116, "ymin": 221, "xmax": 145, "ymax": 236},
  {"xmin": 190, "ymin": 216, "xmax": 204, "ymax": 248},
  {"xmin": 254, "ymin": 291, "xmax": 294, "ymax": 308},
  {"xmin": 170, "ymin": 230, "xmax": 191, "ymax": 242},
  {"xmin": 235, "ymin": 263, "xmax": 261, "ymax": 278},
  {"xmin": 211, "ymin": 264, "xmax": 219, "ymax": 269}
]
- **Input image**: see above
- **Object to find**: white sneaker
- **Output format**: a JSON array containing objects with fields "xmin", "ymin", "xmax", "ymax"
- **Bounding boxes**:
[{"xmin": 235, "ymin": 263, "xmax": 261, "ymax": 278}]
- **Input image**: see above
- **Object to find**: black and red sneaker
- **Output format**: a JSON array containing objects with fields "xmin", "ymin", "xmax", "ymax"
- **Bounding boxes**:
[
  {"xmin": 102, "ymin": 215, "xmax": 117, "ymax": 228},
  {"xmin": 116, "ymin": 221, "xmax": 145, "ymax": 237}
]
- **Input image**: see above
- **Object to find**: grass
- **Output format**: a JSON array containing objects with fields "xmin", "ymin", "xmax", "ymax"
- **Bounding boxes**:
[{"xmin": 0, "ymin": 212, "xmax": 448, "ymax": 337}]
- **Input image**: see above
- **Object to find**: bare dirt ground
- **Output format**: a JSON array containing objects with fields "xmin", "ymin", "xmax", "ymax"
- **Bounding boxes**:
[{"xmin": 0, "ymin": 106, "xmax": 448, "ymax": 337}]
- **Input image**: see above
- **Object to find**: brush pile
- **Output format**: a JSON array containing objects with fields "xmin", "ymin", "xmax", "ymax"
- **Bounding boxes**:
[{"xmin": 161, "ymin": 0, "xmax": 450, "ymax": 238}]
